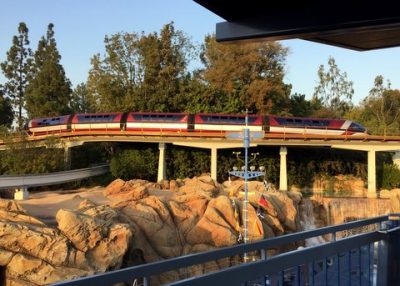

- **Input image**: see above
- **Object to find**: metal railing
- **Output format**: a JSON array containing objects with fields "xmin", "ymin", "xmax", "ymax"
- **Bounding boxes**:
[
  {"xmin": 0, "ymin": 164, "xmax": 109, "ymax": 189},
  {"xmin": 53, "ymin": 214, "xmax": 400, "ymax": 286}
]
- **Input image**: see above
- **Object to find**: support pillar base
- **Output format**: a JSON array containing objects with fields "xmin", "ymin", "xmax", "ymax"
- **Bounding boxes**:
[
  {"xmin": 366, "ymin": 192, "xmax": 378, "ymax": 199},
  {"xmin": 14, "ymin": 188, "xmax": 29, "ymax": 200}
]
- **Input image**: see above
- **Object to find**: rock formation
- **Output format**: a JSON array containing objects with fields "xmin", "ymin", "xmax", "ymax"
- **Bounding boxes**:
[
  {"xmin": 0, "ymin": 175, "xmax": 302, "ymax": 285},
  {"xmin": 0, "ymin": 199, "xmax": 131, "ymax": 285}
]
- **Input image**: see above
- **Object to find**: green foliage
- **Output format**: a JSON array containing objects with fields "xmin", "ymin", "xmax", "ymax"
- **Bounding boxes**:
[
  {"xmin": 110, "ymin": 148, "xmax": 157, "ymax": 181},
  {"xmin": 25, "ymin": 23, "xmax": 72, "ymax": 118},
  {"xmin": 380, "ymin": 164, "xmax": 400, "ymax": 189},
  {"xmin": 1, "ymin": 22, "xmax": 32, "ymax": 128},
  {"xmin": 70, "ymin": 82, "xmax": 92, "ymax": 113},
  {"xmin": 0, "ymin": 132, "xmax": 64, "ymax": 175},
  {"xmin": 70, "ymin": 142, "xmax": 111, "ymax": 169},
  {"xmin": 0, "ymin": 87, "xmax": 13, "ymax": 127},
  {"xmin": 313, "ymin": 57, "xmax": 354, "ymax": 118},
  {"xmin": 362, "ymin": 76, "xmax": 400, "ymax": 135},
  {"xmin": 288, "ymin": 93, "xmax": 321, "ymax": 117},
  {"xmin": 167, "ymin": 146, "xmax": 210, "ymax": 179},
  {"xmin": 199, "ymin": 35, "xmax": 291, "ymax": 114},
  {"xmin": 87, "ymin": 22, "xmax": 195, "ymax": 112}
]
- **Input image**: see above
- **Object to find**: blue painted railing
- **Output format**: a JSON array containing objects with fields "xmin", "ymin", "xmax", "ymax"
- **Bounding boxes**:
[{"xmin": 53, "ymin": 214, "xmax": 400, "ymax": 286}]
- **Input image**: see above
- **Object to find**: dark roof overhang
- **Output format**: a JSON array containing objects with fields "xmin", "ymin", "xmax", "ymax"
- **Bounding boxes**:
[{"xmin": 194, "ymin": 0, "xmax": 400, "ymax": 51}]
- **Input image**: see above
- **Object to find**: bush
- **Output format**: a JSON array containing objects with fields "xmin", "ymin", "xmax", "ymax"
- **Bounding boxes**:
[
  {"xmin": 110, "ymin": 148, "xmax": 157, "ymax": 181},
  {"xmin": 380, "ymin": 164, "xmax": 400, "ymax": 189},
  {"xmin": 167, "ymin": 146, "xmax": 210, "ymax": 179},
  {"xmin": 0, "ymin": 133, "xmax": 64, "ymax": 175}
]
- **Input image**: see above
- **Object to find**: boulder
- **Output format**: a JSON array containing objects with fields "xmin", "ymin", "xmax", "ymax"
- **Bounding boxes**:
[
  {"xmin": 186, "ymin": 197, "xmax": 237, "ymax": 247},
  {"xmin": 104, "ymin": 179, "xmax": 150, "ymax": 201},
  {"xmin": 6, "ymin": 253, "xmax": 90, "ymax": 286},
  {"xmin": 180, "ymin": 176, "xmax": 219, "ymax": 197},
  {"xmin": 56, "ymin": 208, "xmax": 131, "ymax": 272},
  {"xmin": 236, "ymin": 201, "xmax": 264, "ymax": 242},
  {"xmin": 56, "ymin": 209, "xmax": 105, "ymax": 252},
  {"xmin": 115, "ymin": 196, "xmax": 182, "ymax": 259},
  {"xmin": 104, "ymin": 179, "xmax": 126, "ymax": 197},
  {"xmin": 266, "ymin": 191, "xmax": 298, "ymax": 231}
]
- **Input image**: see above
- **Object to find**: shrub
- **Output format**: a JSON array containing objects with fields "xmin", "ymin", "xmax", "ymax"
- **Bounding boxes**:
[
  {"xmin": 110, "ymin": 148, "xmax": 157, "ymax": 181},
  {"xmin": 380, "ymin": 164, "xmax": 400, "ymax": 189}
]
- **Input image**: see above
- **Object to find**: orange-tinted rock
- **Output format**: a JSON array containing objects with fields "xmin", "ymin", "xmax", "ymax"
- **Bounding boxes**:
[{"xmin": 186, "ymin": 198, "xmax": 237, "ymax": 247}]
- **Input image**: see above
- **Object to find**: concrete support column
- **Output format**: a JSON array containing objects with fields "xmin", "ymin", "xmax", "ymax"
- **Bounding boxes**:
[
  {"xmin": 211, "ymin": 148, "xmax": 218, "ymax": 181},
  {"xmin": 157, "ymin": 143, "xmax": 167, "ymax": 182},
  {"xmin": 64, "ymin": 147, "xmax": 71, "ymax": 170},
  {"xmin": 279, "ymin": 147, "xmax": 288, "ymax": 191},
  {"xmin": 14, "ymin": 187, "xmax": 29, "ymax": 200},
  {"xmin": 393, "ymin": 151, "xmax": 400, "ymax": 169},
  {"xmin": 367, "ymin": 150, "xmax": 377, "ymax": 198}
]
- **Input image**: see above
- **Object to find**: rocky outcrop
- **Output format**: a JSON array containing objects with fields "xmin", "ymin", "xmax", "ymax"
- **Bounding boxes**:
[
  {"xmin": 104, "ymin": 179, "xmax": 150, "ymax": 201},
  {"xmin": 295, "ymin": 175, "xmax": 367, "ymax": 196},
  {"xmin": 0, "ymin": 199, "xmax": 131, "ymax": 286},
  {"xmin": 0, "ymin": 175, "xmax": 302, "ymax": 285}
]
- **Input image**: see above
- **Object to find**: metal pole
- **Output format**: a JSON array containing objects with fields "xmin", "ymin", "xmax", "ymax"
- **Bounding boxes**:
[{"xmin": 243, "ymin": 127, "xmax": 250, "ymax": 261}]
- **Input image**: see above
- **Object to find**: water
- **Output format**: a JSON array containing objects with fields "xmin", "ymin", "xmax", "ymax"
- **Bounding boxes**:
[{"xmin": 299, "ymin": 198, "xmax": 326, "ymax": 246}]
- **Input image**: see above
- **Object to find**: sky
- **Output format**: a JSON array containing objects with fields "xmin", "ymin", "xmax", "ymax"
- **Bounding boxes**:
[{"xmin": 1, "ymin": 0, "xmax": 400, "ymax": 105}]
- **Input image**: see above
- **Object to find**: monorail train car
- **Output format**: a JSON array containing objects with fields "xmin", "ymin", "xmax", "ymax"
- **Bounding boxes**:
[
  {"xmin": 27, "ymin": 112, "xmax": 367, "ymax": 136},
  {"xmin": 125, "ymin": 112, "xmax": 190, "ymax": 132},
  {"xmin": 194, "ymin": 113, "xmax": 264, "ymax": 133},
  {"xmin": 267, "ymin": 115, "xmax": 366, "ymax": 135},
  {"xmin": 27, "ymin": 115, "xmax": 72, "ymax": 135},
  {"xmin": 70, "ymin": 113, "xmax": 124, "ymax": 131}
]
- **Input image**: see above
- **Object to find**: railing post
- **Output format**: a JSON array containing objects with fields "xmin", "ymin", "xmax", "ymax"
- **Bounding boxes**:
[{"xmin": 377, "ymin": 215, "xmax": 400, "ymax": 285}]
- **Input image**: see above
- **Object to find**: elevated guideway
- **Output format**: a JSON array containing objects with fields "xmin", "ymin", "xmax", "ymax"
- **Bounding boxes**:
[{"xmin": 1, "ymin": 130, "xmax": 400, "ymax": 197}]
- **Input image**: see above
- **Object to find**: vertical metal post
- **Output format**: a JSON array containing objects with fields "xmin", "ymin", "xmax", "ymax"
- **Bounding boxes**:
[
  {"xmin": 243, "ymin": 127, "xmax": 249, "ymax": 261},
  {"xmin": 244, "ymin": 107, "xmax": 249, "ymax": 260},
  {"xmin": 367, "ymin": 244, "xmax": 371, "ymax": 286},
  {"xmin": 377, "ymin": 216, "xmax": 400, "ymax": 286},
  {"xmin": 377, "ymin": 234, "xmax": 389, "ymax": 286}
]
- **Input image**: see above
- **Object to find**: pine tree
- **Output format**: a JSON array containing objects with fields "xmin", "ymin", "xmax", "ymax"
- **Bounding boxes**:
[
  {"xmin": 25, "ymin": 23, "xmax": 72, "ymax": 118},
  {"xmin": 0, "ymin": 22, "xmax": 32, "ymax": 129}
]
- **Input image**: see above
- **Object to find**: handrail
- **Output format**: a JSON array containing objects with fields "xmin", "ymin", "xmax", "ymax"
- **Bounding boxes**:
[
  {"xmin": 52, "ymin": 214, "xmax": 392, "ymax": 286},
  {"xmin": 170, "ymin": 231, "xmax": 386, "ymax": 286}
]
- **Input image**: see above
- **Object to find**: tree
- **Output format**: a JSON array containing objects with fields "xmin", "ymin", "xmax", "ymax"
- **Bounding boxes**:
[
  {"xmin": 362, "ymin": 76, "xmax": 400, "ymax": 135},
  {"xmin": 313, "ymin": 57, "xmax": 354, "ymax": 118},
  {"xmin": 1, "ymin": 22, "xmax": 32, "ymax": 129},
  {"xmin": 25, "ymin": 23, "xmax": 72, "ymax": 118},
  {"xmin": 70, "ymin": 82, "xmax": 92, "ymax": 113},
  {"xmin": 288, "ymin": 93, "xmax": 314, "ymax": 117},
  {"xmin": 87, "ymin": 22, "xmax": 194, "ymax": 112},
  {"xmin": 199, "ymin": 35, "xmax": 291, "ymax": 114},
  {"xmin": 0, "ymin": 86, "xmax": 13, "ymax": 127}
]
